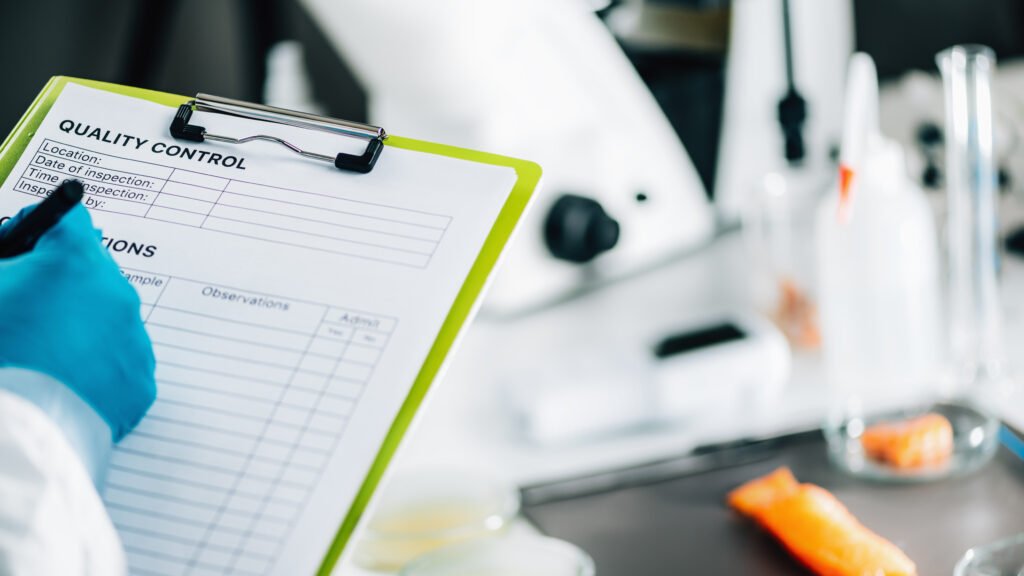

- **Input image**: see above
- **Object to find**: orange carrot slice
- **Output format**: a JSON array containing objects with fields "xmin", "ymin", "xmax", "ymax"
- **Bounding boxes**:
[
  {"xmin": 860, "ymin": 413, "xmax": 954, "ymax": 469},
  {"xmin": 729, "ymin": 467, "xmax": 917, "ymax": 576}
]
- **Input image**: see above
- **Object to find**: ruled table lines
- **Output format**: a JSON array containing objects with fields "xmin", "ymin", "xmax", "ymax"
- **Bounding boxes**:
[
  {"xmin": 105, "ymin": 267, "xmax": 396, "ymax": 576},
  {"xmin": 17, "ymin": 139, "xmax": 450, "ymax": 267}
]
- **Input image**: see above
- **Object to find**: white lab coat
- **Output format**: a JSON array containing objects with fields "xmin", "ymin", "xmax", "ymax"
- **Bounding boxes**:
[{"xmin": 0, "ymin": 368, "xmax": 126, "ymax": 576}]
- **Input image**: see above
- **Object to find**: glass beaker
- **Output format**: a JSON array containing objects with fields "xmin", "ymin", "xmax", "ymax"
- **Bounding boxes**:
[{"xmin": 743, "ymin": 166, "xmax": 828, "ymax": 350}]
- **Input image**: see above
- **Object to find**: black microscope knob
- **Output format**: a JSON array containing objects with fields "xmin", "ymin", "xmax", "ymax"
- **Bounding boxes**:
[
  {"xmin": 922, "ymin": 162, "xmax": 941, "ymax": 189},
  {"xmin": 544, "ymin": 194, "xmax": 620, "ymax": 263},
  {"xmin": 916, "ymin": 122, "xmax": 943, "ymax": 147}
]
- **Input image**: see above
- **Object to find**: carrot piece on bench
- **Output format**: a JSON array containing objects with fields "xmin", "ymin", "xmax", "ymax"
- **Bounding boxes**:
[
  {"xmin": 729, "ymin": 468, "xmax": 917, "ymax": 576},
  {"xmin": 727, "ymin": 466, "xmax": 799, "ymax": 519},
  {"xmin": 860, "ymin": 413, "xmax": 954, "ymax": 468}
]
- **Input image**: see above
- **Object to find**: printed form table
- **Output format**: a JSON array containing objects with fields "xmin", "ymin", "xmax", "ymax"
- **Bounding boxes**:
[
  {"xmin": 17, "ymin": 139, "xmax": 450, "ymax": 267},
  {"xmin": 108, "ymin": 268, "xmax": 396, "ymax": 576}
]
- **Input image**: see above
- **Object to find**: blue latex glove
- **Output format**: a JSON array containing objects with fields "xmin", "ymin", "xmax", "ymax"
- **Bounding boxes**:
[{"xmin": 0, "ymin": 203, "xmax": 156, "ymax": 441}]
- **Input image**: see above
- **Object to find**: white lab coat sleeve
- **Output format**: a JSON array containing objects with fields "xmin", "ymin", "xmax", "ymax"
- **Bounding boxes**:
[{"xmin": 0, "ymin": 367, "xmax": 127, "ymax": 576}]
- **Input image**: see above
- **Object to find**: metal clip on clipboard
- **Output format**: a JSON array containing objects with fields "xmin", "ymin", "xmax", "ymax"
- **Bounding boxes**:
[{"xmin": 169, "ymin": 93, "xmax": 386, "ymax": 174}]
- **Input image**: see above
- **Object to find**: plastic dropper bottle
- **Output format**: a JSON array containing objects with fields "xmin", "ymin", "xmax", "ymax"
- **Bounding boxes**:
[{"xmin": 818, "ymin": 53, "xmax": 946, "ymax": 478}]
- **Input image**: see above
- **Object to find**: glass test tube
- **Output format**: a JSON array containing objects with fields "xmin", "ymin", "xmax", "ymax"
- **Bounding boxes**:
[{"xmin": 937, "ymin": 45, "xmax": 1003, "ymax": 384}]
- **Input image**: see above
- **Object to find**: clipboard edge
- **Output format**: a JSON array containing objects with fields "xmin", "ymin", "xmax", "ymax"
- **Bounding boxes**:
[
  {"xmin": 315, "ymin": 136, "xmax": 540, "ymax": 576},
  {"xmin": 0, "ymin": 76, "xmax": 190, "ymax": 188}
]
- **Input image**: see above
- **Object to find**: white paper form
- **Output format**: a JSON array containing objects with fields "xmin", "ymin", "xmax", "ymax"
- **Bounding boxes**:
[{"xmin": 0, "ymin": 83, "xmax": 519, "ymax": 576}]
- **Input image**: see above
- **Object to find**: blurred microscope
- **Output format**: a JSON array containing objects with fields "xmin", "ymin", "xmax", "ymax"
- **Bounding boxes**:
[
  {"xmin": 297, "ymin": 0, "xmax": 852, "ymax": 316},
  {"xmin": 283, "ymin": 0, "xmax": 854, "ymax": 447}
]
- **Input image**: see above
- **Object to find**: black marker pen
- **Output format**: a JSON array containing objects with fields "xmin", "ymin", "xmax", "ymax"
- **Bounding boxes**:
[{"xmin": 0, "ymin": 179, "xmax": 84, "ymax": 258}]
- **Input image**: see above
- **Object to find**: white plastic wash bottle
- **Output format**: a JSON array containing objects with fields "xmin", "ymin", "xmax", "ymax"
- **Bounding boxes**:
[{"xmin": 817, "ymin": 53, "xmax": 941, "ymax": 411}]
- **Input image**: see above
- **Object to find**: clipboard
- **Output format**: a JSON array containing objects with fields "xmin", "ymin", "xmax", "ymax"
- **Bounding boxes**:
[{"xmin": 0, "ymin": 76, "xmax": 540, "ymax": 576}]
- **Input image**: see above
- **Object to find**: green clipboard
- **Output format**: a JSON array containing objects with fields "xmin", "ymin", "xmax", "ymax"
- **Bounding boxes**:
[{"xmin": 0, "ymin": 76, "xmax": 540, "ymax": 575}]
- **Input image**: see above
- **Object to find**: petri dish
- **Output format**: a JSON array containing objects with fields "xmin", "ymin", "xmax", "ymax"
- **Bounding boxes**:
[
  {"xmin": 353, "ymin": 469, "xmax": 520, "ymax": 571},
  {"xmin": 825, "ymin": 400, "xmax": 1000, "ymax": 482},
  {"xmin": 955, "ymin": 533, "xmax": 1024, "ymax": 576},
  {"xmin": 400, "ymin": 535, "xmax": 595, "ymax": 576}
]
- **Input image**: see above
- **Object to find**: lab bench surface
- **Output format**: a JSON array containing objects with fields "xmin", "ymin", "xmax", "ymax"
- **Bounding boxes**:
[{"xmin": 521, "ymin": 429, "xmax": 1024, "ymax": 576}]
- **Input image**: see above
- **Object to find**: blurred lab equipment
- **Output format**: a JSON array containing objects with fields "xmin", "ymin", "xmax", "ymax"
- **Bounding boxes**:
[
  {"xmin": 502, "ymin": 312, "xmax": 789, "ymax": 445},
  {"xmin": 715, "ymin": 0, "xmax": 853, "ymax": 222},
  {"xmin": 874, "ymin": 61, "xmax": 1024, "ymax": 198},
  {"xmin": 354, "ymin": 469, "xmax": 520, "ymax": 571},
  {"xmin": 954, "ymin": 533, "xmax": 1024, "ymax": 576},
  {"xmin": 939, "ymin": 45, "xmax": 1005, "ymax": 386},
  {"xmin": 820, "ymin": 51, "xmax": 1000, "ymax": 481},
  {"xmin": 817, "ymin": 53, "xmax": 941, "ymax": 391},
  {"xmin": 743, "ymin": 167, "xmax": 827, "ymax": 349},
  {"xmin": 730, "ymin": 0, "xmax": 851, "ymax": 348},
  {"xmin": 400, "ymin": 535, "xmax": 594, "ymax": 576},
  {"xmin": 731, "ymin": 0, "xmax": 856, "ymax": 351},
  {"xmin": 298, "ymin": 0, "xmax": 714, "ymax": 314}
]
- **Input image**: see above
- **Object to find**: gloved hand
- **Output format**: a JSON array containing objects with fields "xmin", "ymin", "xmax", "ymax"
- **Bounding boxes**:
[{"xmin": 0, "ymin": 203, "xmax": 155, "ymax": 441}]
